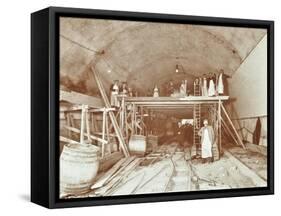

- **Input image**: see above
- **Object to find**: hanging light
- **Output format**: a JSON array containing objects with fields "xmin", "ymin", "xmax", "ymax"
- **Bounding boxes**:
[{"xmin": 175, "ymin": 64, "xmax": 179, "ymax": 73}]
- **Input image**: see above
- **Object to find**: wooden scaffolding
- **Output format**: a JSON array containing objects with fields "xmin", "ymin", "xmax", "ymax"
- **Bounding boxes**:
[
  {"xmin": 117, "ymin": 95, "xmax": 245, "ymax": 159},
  {"xmin": 59, "ymin": 68, "xmax": 246, "ymax": 161}
]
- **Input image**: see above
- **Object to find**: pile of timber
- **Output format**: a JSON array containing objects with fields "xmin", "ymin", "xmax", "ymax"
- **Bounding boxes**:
[
  {"xmin": 89, "ymin": 156, "xmax": 143, "ymax": 196},
  {"xmin": 109, "ymin": 142, "xmax": 192, "ymax": 195}
]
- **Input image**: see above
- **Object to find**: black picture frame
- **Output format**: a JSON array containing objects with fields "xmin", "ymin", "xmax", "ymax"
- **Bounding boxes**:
[{"xmin": 31, "ymin": 6, "xmax": 274, "ymax": 209}]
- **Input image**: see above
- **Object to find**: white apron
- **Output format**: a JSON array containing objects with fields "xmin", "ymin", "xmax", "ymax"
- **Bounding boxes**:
[
  {"xmin": 208, "ymin": 79, "xmax": 216, "ymax": 96},
  {"xmin": 110, "ymin": 84, "xmax": 119, "ymax": 107},
  {"xmin": 217, "ymin": 73, "xmax": 224, "ymax": 94},
  {"xmin": 202, "ymin": 128, "xmax": 212, "ymax": 158},
  {"xmin": 180, "ymin": 83, "xmax": 186, "ymax": 95},
  {"xmin": 202, "ymin": 78, "xmax": 208, "ymax": 96}
]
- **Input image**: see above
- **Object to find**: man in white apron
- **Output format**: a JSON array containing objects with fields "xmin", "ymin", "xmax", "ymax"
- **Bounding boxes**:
[
  {"xmin": 198, "ymin": 119, "xmax": 214, "ymax": 163},
  {"xmin": 110, "ymin": 80, "xmax": 120, "ymax": 108}
]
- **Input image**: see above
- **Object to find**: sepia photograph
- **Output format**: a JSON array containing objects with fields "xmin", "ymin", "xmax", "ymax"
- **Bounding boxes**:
[{"xmin": 58, "ymin": 16, "xmax": 269, "ymax": 199}]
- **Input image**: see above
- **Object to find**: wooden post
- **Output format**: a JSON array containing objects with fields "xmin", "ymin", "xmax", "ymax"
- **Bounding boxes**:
[
  {"xmin": 90, "ymin": 113, "xmax": 95, "ymax": 134},
  {"xmin": 108, "ymin": 108, "xmax": 120, "ymax": 132},
  {"xmin": 64, "ymin": 112, "xmax": 71, "ymax": 138},
  {"xmin": 218, "ymin": 100, "xmax": 222, "ymax": 153},
  {"xmin": 80, "ymin": 105, "xmax": 86, "ymax": 144},
  {"xmin": 213, "ymin": 105, "xmax": 241, "ymax": 147},
  {"xmin": 132, "ymin": 104, "xmax": 136, "ymax": 135},
  {"xmin": 221, "ymin": 104, "xmax": 245, "ymax": 149},
  {"xmin": 124, "ymin": 104, "xmax": 128, "ymax": 141},
  {"xmin": 102, "ymin": 108, "xmax": 106, "ymax": 158},
  {"xmin": 120, "ymin": 96, "xmax": 125, "ymax": 133},
  {"xmin": 105, "ymin": 111, "xmax": 111, "ymax": 154},
  {"xmin": 85, "ymin": 108, "xmax": 91, "ymax": 142},
  {"xmin": 69, "ymin": 114, "xmax": 76, "ymax": 139},
  {"xmin": 140, "ymin": 106, "xmax": 144, "ymax": 135}
]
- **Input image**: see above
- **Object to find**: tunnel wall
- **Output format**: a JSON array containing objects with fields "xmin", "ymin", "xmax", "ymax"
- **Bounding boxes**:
[{"xmin": 227, "ymin": 35, "xmax": 267, "ymax": 146}]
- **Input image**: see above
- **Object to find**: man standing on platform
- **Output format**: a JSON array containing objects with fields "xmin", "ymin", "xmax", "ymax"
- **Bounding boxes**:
[{"xmin": 198, "ymin": 119, "xmax": 214, "ymax": 163}]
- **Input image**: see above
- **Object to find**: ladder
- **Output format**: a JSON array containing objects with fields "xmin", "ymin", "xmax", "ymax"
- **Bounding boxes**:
[{"xmin": 192, "ymin": 81, "xmax": 201, "ymax": 157}]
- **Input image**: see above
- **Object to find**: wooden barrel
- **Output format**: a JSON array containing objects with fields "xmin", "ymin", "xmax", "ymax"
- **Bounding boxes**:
[
  {"xmin": 60, "ymin": 143, "xmax": 100, "ymax": 196},
  {"xmin": 147, "ymin": 135, "xmax": 158, "ymax": 152},
  {"xmin": 128, "ymin": 135, "xmax": 146, "ymax": 155}
]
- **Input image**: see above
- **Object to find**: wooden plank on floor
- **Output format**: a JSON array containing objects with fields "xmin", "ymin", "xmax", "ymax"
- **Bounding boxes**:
[
  {"xmin": 106, "ymin": 156, "xmax": 136, "ymax": 184},
  {"xmin": 91, "ymin": 157, "xmax": 127, "ymax": 189},
  {"xmin": 135, "ymin": 160, "xmax": 174, "ymax": 194},
  {"xmin": 110, "ymin": 171, "xmax": 145, "ymax": 196},
  {"xmin": 96, "ymin": 158, "xmax": 142, "ymax": 195},
  {"xmin": 98, "ymin": 152, "xmax": 123, "ymax": 172},
  {"xmin": 224, "ymin": 150, "xmax": 267, "ymax": 187}
]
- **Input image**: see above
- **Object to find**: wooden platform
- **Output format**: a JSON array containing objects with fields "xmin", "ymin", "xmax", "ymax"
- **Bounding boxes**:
[{"xmin": 123, "ymin": 96, "xmax": 229, "ymax": 107}]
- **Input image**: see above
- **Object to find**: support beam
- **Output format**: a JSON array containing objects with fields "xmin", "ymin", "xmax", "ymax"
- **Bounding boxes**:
[
  {"xmin": 218, "ymin": 100, "xmax": 222, "ymax": 153},
  {"xmin": 221, "ymin": 104, "xmax": 246, "ymax": 149},
  {"xmin": 60, "ymin": 90, "xmax": 104, "ymax": 108},
  {"xmin": 60, "ymin": 136, "xmax": 79, "ymax": 144},
  {"xmin": 221, "ymin": 118, "xmax": 240, "ymax": 146},
  {"xmin": 85, "ymin": 109, "xmax": 91, "ymax": 142},
  {"xmin": 210, "ymin": 105, "xmax": 240, "ymax": 147},
  {"xmin": 80, "ymin": 105, "xmax": 86, "ymax": 143},
  {"xmin": 101, "ymin": 109, "xmax": 106, "ymax": 158},
  {"xmin": 64, "ymin": 125, "xmax": 107, "ymax": 144}
]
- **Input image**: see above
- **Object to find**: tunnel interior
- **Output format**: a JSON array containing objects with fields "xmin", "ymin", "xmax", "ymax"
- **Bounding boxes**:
[{"xmin": 58, "ymin": 15, "xmax": 269, "ymax": 198}]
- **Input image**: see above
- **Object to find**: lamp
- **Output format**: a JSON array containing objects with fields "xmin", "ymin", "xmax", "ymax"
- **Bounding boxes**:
[{"xmin": 175, "ymin": 64, "xmax": 179, "ymax": 73}]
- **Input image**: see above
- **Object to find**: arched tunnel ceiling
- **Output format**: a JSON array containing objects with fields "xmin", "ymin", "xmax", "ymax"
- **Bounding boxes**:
[{"xmin": 60, "ymin": 17, "xmax": 267, "ymax": 96}]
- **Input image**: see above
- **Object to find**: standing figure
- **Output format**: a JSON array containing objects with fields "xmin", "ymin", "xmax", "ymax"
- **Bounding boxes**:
[
  {"xmin": 202, "ymin": 77, "xmax": 208, "ymax": 96},
  {"xmin": 128, "ymin": 87, "xmax": 133, "ymax": 97},
  {"xmin": 153, "ymin": 85, "xmax": 159, "ymax": 97},
  {"xmin": 127, "ymin": 87, "xmax": 133, "ymax": 111},
  {"xmin": 198, "ymin": 119, "xmax": 214, "ymax": 163},
  {"xmin": 120, "ymin": 82, "xmax": 128, "ymax": 96},
  {"xmin": 198, "ymin": 78, "xmax": 203, "ymax": 96},
  {"xmin": 167, "ymin": 80, "xmax": 174, "ymax": 96},
  {"xmin": 110, "ymin": 80, "xmax": 120, "ymax": 108},
  {"xmin": 217, "ymin": 70, "xmax": 224, "ymax": 95},
  {"xmin": 208, "ymin": 78, "xmax": 216, "ymax": 96},
  {"xmin": 134, "ymin": 90, "xmax": 138, "ymax": 97},
  {"xmin": 185, "ymin": 80, "xmax": 189, "ymax": 96},
  {"xmin": 179, "ymin": 80, "xmax": 187, "ymax": 96}
]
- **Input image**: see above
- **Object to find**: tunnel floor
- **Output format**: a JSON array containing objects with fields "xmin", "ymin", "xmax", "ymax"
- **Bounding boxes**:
[{"xmin": 62, "ymin": 141, "xmax": 267, "ymax": 199}]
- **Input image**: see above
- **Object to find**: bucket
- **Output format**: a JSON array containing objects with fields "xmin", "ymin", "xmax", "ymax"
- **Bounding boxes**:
[
  {"xmin": 60, "ymin": 143, "xmax": 100, "ymax": 197},
  {"xmin": 147, "ymin": 135, "xmax": 158, "ymax": 152},
  {"xmin": 128, "ymin": 135, "xmax": 146, "ymax": 155}
]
